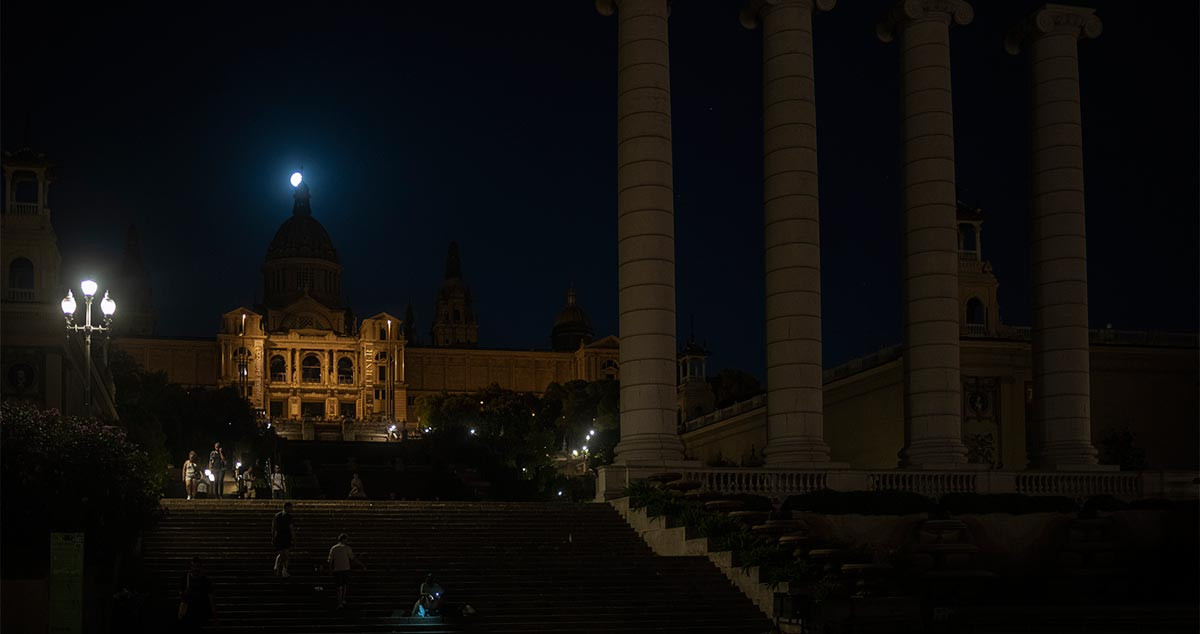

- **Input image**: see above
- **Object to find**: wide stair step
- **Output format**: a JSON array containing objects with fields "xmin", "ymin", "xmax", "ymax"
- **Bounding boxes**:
[{"xmin": 142, "ymin": 499, "xmax": 773, "ymax": 633}]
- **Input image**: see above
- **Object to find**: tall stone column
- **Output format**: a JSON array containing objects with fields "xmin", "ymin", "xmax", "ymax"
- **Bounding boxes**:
[
  {"xmin": 878, "ymin": 0, "xmax": 973, "ymax": 467},
  {"xmin": 597, "ymin": 0, "xmax": 685, "ymax": 465},
  {"xmin": 742, "ymin": 0, "xmax": 835, "ymax": 466},
  {"xmin": 1006, "ymin": 5, "xmax": 1102, "ymax": 467}
]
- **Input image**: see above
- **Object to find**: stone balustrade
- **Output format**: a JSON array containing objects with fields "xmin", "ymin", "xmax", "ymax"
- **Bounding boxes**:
[{"xmin": 673, "ymin": 466, "xmax": 1197, "ymax": 501}]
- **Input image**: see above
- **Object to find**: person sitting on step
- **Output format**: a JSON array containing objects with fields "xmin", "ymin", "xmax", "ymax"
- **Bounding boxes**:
[
  {"xmin": 349, "ymin": 472, "xmax": 367, "ymax": 499},
  {"xmin": 411, "ymin": 573, "xmax": 443, "ymax": 617}
]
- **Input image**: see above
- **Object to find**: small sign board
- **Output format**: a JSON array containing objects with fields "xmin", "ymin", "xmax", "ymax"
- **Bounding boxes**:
[{"xmin": 49, "ymin": 532, "xmax": 84, "ymax": 634}]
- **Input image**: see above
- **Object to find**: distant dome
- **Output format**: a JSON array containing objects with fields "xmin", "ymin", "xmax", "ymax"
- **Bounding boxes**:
[
  {"xmin": 264, "ymin": 181, "xmax": 339, "ymax": 263},
  {"xmin": 551, "ymin": 286, "xmax": 593, "ymax": 352},
  {"xmin": 265, "ymin": 215, "xmax": 339, "ymax": 262}
]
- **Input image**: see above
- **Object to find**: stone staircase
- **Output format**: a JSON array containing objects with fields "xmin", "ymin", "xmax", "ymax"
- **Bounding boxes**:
[{"xmin": 141, "ymin": 500, "xmax": 774, "ymax": 633}]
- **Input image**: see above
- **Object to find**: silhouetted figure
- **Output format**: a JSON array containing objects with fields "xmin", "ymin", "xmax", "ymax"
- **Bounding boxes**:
[
  {"xmin": 327, "ymin": 532, "xmax": 365, "ymax": 610},
  {"xmin": 179, "ymin": 557, "xmax": 215, "ymax": 631},
  {"xmin": 411, "ymin": 573, "xmax": 443, "ymax": 617},
  {"xmin": 272, "ymin": 502, "xmax": 296, "ymax": 577},
  {"xmin": 208, "ymin": 442, "xmax": 227, "ymax": 499}
]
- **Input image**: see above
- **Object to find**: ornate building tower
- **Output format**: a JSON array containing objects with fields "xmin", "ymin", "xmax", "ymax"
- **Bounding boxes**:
[
  {"xmin": 677, "ymin": 336, "xmax": 715, "ymax": 423},
  {"xmin": 114, "ymin": 224, "xmax": 155, "ymax": 337},
  {"xmin": 956, "ymin": 201, "xmax": 1001, "ymax": 338},
  {"xmin": 260, "ymin": 179, "xmax": 347, "ymax": 333},
  {"xmin": 430, "ymin": 242, "xmax": 479, "ymax": 347},
  {"xmin": 550, "ymin": 286, "xmax": 593, "ymax": 352}
]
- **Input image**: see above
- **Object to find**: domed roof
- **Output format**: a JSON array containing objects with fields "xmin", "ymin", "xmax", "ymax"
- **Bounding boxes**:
[
  {"xmin": 266, "ymin": 215, "xmax": 339, "ymax": 262},
  {"xmin": 554, "ymin": 287, "xmax": 592, "ymax": 330},
  {"xmin": 551, "ymin": 286, "xmax": 593, "ymax": 351},
  {"xmin": 265, "ymin": 181, "xmax": 339, "ymax": 263}
]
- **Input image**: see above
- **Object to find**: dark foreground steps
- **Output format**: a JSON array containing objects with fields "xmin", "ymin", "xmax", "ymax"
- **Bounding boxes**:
[{"xmin": 142, "ymin": 500, "xmax": 774, "ymax": 633}]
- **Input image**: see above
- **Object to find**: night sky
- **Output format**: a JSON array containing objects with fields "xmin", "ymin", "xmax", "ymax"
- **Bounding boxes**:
[{"xmin": 3, "ymin": 1, "xmax": 1196, "ymax": 378}]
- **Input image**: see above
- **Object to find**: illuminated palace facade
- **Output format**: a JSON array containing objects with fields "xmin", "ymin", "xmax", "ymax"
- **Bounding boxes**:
[{"xmin": 115, "ymin": 180, "xmax": 618, "ymax": 441}]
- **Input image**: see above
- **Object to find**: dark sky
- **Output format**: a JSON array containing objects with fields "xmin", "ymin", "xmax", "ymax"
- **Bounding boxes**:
[{"xmin": 3, "ymin": 1, "xmax": 1196, "ymax": 379}]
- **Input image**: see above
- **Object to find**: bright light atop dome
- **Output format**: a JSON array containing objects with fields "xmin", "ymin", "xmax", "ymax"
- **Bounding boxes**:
[{"xmin": 290, "ymin": 172, "xmax": 303, "ymax": 187}]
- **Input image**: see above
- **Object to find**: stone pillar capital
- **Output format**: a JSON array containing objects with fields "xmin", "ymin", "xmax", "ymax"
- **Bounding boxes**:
[
  {"xmin": 1005, "ymin": 4, "xmax": 1101, "ymax": 55},
  {"xmin": 877, "ymin": 0, "xmax": 974, "ymax": 43},
  {"xmin": 740, "ymin": 0, "xmax": 836, "ymax": 30},
  {"xmin": 597, "ymin": 0, "xmax": 671, "ymax": 17}
]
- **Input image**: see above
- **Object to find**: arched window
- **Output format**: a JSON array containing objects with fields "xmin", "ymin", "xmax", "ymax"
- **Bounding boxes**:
[
  {"xmin": 959, "ymin": 224, "xmax": 978, "ymax": 253},
  {"xmin": 8, "ymin": 257, "xmax": 34, "ymax": 290},
  {"xmin": 337, "ymin": 357, "xmax": 354, "ymax": 385},
  {"xmin": 13, "ymin": 174, "xmax": 37, "ymax": 204},
  {"xmin": 966, "ymin": 298, "xmax": 986, "ymax": 326},
  {"xmin": 270, "ymin": 355, "xmax": 286, "ymax": 382},
  {"xmin": 301, "ymin": 354, "xmax": 322, "ymax": 383},
  {"xmin": 601, "ymin": 359, "xmax": 619, "ymax": 381}
]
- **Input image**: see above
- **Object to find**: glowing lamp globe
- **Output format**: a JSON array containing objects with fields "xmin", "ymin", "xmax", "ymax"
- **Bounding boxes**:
[
  {"xmin": 100, "ymin": 291, "xmax": 116, "ymax": 316},
  {"xmin": 290, "ymin": 172, "xmax": 303, "ymax": 187},
  {"xmin": 80, "ymin": 279, "xmax": 98, "ymax": 297},
  {"xmin": 61, "ymin": 290, "xmax": 77, "ymax": 316}
]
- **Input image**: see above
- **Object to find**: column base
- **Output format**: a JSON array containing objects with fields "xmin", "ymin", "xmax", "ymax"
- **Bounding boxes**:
[
  {"xmin": 899, "ymin": 438, "xmax": 968, "ymax": 468},
  {"xmin": 595, "ymin": 461, "xmax": 701, "ymax": 502},
  {"xmin": 1030, "ymin": 463, "xmax": 1117, "ymax": 472},
  {"xmin": 613, "ymin": 433, "xmax": 687, "ymax": 465},
  {"xmin": 765, "ymin": 436, "xmax": 834, "ymax": 467},
  {"xmin": 1034, "ymin": 441, "xmax": 1101, "ymax": 469}
]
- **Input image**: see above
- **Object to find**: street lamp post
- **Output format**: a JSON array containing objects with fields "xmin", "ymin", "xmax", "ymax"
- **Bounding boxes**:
[
  {"xmin": 61, "ymin": 280, "xmax": 116, "ymax": 414},
  {"xmin": 236, "ymin": 313, "xmax": 250, "ymax": 399}
]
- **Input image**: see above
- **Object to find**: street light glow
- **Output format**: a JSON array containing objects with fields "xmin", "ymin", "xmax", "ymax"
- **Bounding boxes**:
[
  {"xmin": 100, "ymin": 291, "xmax": 116, "ymax": 316},
  {"xmin": 80, "ymin": 280, "xmax": 98, "ymax": 297},
  {"xmin": 61, "ymin": 290, "xmax": 76, "ymax": 316},
  {"xmin": 290, "ymin": 171, "xmax": 303, "ymax": 187}
]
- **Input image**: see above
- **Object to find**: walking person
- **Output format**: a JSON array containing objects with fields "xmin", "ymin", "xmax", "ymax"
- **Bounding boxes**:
[
  {"xmin": 182, "ymin": 451, "xmax": 201, "ymax": 500},
  {"xmin": 272, "ymin": 502, "xmax": 297, "ymax": 577},
  {"xmin": 208, "ymin": 442, "xmax": 227, "ymax": 499},
  {"xmin": 271, "ymin": 465, "xmax": 287, "ymax": 500},
  {"xmin": 178, "ymin": 557, "xmax": 216, "ymax": 631},
  {"xmin": 327, "ymin": 533, "xmax": 365, "ymax": 610}
]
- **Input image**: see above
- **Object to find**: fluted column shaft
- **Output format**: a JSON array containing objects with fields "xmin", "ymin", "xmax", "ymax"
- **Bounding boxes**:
[
  {"xmin": 600, "ymin": 0, "xmax": 685, "ymax": 464},
  {"xmin": 1007, "ymin": 5, "xmax": 1102, "ymax": 467},
  {"xmin": 745, "ymin": 0, "xmax": 835, "ymax": 466},
  {"xmin": 879, "ymin": 0, "xmax": 973, "ymax": 467}
]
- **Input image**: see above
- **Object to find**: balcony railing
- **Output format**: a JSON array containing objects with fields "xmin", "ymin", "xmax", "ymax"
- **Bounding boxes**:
[
  {"xmin": 964, "ymin": 323, "xmax": 988, "ymax": 337},
  {"xmin": 5, "ymin": 202, "xmax": 40, "ymax": 215},
  {"xmin": 660, "ymin": 467, "xmax": 1186, "ymax": 501},
  {"xmin": 6, "ymin": 288, "xmax": 35, "ymax": 302}
]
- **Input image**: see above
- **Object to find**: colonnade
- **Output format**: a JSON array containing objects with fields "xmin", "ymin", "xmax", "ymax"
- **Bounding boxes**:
[{"xmin": 597, "ymin": 0, "xmax": 1103, "ymax": 480}]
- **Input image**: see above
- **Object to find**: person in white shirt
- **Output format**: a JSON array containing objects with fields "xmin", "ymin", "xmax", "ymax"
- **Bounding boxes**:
[
  {"xmin": 327, "ymin": 533, "xmax": 363, "ymax": 610},
  {"xmin": 270, "ymin": 466, "xmax": 287, "ymax": 500}
]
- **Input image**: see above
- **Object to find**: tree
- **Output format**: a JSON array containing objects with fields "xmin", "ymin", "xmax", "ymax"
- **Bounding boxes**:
[
  {"xmin": 1, "ymin": 402, "xmax": 162, "ymax": 577},
  {"xmin": 108, "ymin": 349, "xmax": 265, "ymax": 470},
  {"xmin": 709, "ymin": 368, "xmax": 763, "ymax": 409}
]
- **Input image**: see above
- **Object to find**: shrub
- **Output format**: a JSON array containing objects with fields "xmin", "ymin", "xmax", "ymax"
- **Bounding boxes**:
[
  {"xmin": 938, "ymin": 493, "xmax": 1075, "ymax": 515},
  {"xmin": 784, "ymin": 489, "xmax": 936, "ymax": 515},
  {"xmin": 1, "ymin": 402, "xmax": 163, "ymax": 576}
]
